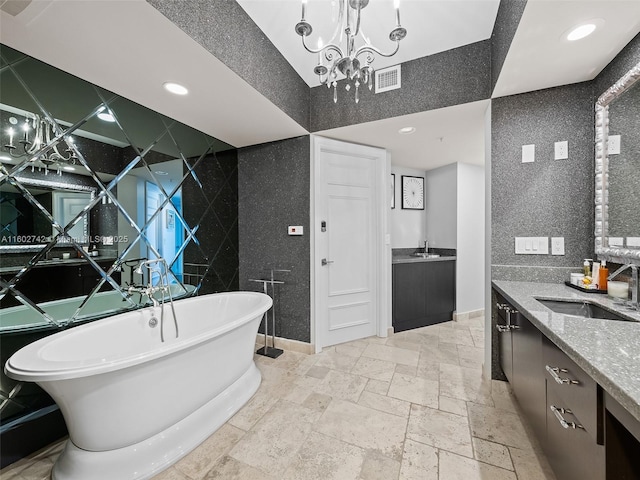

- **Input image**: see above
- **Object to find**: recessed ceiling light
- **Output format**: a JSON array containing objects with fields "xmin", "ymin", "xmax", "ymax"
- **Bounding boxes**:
[
  {"xmin": 399, "ymin": 127, "xmax": 416, "ymax": 134},
  {"xmin": 163, "ymin": 82, "xmax": 189, "ymax": 95},
  {"xmin": 97, "ymin": 112, "xmax": 116, "ymax": 122},
  {"xmin": 154, "ymin": 170, "xmax": 169, "ymax": 176},
  {"xmin": 565, "ymin": 19, "xmax": 603, "ymax": 42}
]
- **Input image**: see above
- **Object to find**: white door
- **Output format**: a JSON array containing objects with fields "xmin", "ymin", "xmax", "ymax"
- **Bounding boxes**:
[{"xmin": 314, "ymin": 137, "xmax": 387, "ymax": 349}]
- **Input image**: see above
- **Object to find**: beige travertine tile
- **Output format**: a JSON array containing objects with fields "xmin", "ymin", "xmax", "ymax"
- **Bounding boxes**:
[
  {"xmin": 467, "ymin": 403, "xmax": 532, "ymax": 449},
  {"xmin": 281, "ymin": 431, "xmax": 365, "ymax": 480},
  {"xmin": 359, "ymin": 450, "xmax": 401, "ymax": 480},
  {"xmin": 394, "ymin": 363, "xmax": 418, "ymax": 376},
  {"xmin": 361, "ymin": 343, "xmax": 419, "ymax": 366},
  {"xmin": 398, "ymin": 438, "xmax": 438, "ymax": 480},
  {"xmin": 438, "ymin": 396, "xmax": 468, "ymax": 417},
  {"xmin": 153, "ymin": 466, "xmax": 191, "ymax": 480},
  {"xmin": 365, "ymin": 378, "xmax": 390, "ymax": 395},
  {"xmin": 388, "ymin": 373, "xmax": 439, "ymax": 408},
  {"xmin": 306, "ymin": 365, "xmax": 330, "ymax": 379},
  {"xmin": 283, "ymin": 374, "xmax": 322, "ymax": 404},
  {"xmin": 203, "ymin": 455, "xmax": 276, "ymax": 480},
  {"xmin": 407, "ymin": 404, "xmax": 473, "ymax": 457},
  {"xmin": 351, "ymin": 356, "xmax": 397, "ymax": 382},
  {"xmin": 491, "ymin": 379, "xmax": 519, "ymax": 413},
  {"xmin": 267, "ymin": 350, "xmax": 309, "ymax": 371},
  {"xmin": 174, "ymin": 424, "xmax": 246, "ymax": 480},
  {"xmin": 358, "ymin": 390, "xmax": 411, "ymax": 418},
  {"xmin": 303, "ymin": 392, "xmax": 332, "ymax": 412},
  {"xmin": 313, "ymin": 349, "xmax": 361, "ymax": 372},
  {"xmin": 439, "ymin": 363, "xmax": 494, "ymax": 406},
  {"xmin": 509, "ymin": 447, "xmax": 557, "ymax": 480},
  {"xmin": 229, "ymin": 401, "xmax": 318, "ymax": 476},
  {"xmin": 314, "ymin": 398, "xmax": 408, "ymax": 461},
  {"xmin": 385, "ymin": 336, "xmax": 422, "ymax": 351},
  {"xmin": 1, "ymin": 458, "xmax": 54, "ymax": 480},
  {"xmin": 439, "ymin": 450, "xmax": 517, "ymax": 480},
  {"xmin": 457, "ymin": 345, "xmax": 484, "ymax": 370},
  {"xmin": 335, "ymin": 343, "xmax": 366, "ymax": 358},
  {"xmin": 454, "ymin": 329, "xmax": 475, "ymax": 346},
  {"xmin": 472, "ymin": 437, "xmax": 514, "ymax": 471},
  {"xmin": 421, "ymin": 344, "xmax": 459, "ymax": 367},
  {"xmin": 415, "ymin": 358, "xmax": 441, "ymax": 381},
  {"xmin": 312, "ymin": 369, "xmax": 368, "ymax": 402},
  {"xmin": 229, "ymin": 388, "xmax": 279, "ymax": 431}
]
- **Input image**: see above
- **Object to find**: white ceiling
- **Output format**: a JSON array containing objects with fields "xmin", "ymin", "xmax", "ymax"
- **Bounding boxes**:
[
  {"xmin": 236, "ymin": 0, "xmax": 501, "ymax": 87},
  {"xmin": 1, "ymin": 0, "xmax": 640, "ymax": 172}
]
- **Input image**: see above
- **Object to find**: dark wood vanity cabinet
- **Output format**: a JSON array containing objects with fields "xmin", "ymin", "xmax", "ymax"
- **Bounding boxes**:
[
  {"xmin": 392, "ymin": 260, "xmax": 455, "ymax": 332},
  {"xmin": 494, "ymin": 290, "xmax": 605, "ymax": 480}
]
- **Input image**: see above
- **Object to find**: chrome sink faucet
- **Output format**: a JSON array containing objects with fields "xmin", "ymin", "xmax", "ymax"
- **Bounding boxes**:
[
  {"xmin": 608, "ymin": 263, "xmax": 639, "ymax": 310},
  {"xmin": 422, "ymin": 240, "xmax": 429, "ymax": 253}
]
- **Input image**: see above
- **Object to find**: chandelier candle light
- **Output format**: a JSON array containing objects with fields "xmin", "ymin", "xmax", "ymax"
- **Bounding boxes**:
[
  {"xmin": 295, "ymin": 0, "xmax": 407, "ymax": 103},
  {"xmin": 4, "ymin": 113, "xmax": 78, "ymax": 175}
]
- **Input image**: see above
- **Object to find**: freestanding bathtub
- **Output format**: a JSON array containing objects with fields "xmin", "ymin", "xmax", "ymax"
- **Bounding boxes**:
[{"xmin": 5, "ymin": 291, "xmax": 272, "ymax": 480}]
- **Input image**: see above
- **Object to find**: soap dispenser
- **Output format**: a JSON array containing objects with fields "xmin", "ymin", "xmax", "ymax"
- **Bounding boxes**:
[{"xmin": 599, "ymin": 260, "xmax": 609, "ymax": 291}]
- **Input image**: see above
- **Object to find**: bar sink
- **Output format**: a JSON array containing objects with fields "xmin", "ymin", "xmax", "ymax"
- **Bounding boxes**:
[{"xmin": 536, "ymin": 299, "xmax": 634, "ymax": 322}]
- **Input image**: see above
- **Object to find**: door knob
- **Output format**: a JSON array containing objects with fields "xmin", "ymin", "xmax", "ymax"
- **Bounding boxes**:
[{"xmin": 321, "ymin": 258, "xmax": 334, "ymax": 266}]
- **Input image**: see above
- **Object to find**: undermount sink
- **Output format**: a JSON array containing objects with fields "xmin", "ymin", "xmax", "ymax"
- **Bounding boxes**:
[
  {"xmin": 413, "ymin": 253, "xmax": 440, "ymax": 258},
  {"xmin": 536, "ymin": 299, "xmax": 634, "ymax": 322}
]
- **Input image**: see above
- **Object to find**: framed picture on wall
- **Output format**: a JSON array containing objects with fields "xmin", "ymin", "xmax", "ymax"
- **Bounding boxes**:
[
  {"xmin": 401, "ymin": 175, "xmax": 424, "ymax": 210},
  {"xmin": 391, "ymin": 174, "xmax": 395, "ymax": 209}
]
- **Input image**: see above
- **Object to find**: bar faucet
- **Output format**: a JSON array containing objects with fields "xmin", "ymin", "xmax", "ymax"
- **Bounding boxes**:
[
  {"xmin": 423, "ymin": 240, "xmax": 429, "ymax": 253},
  {"xmin": 608, "ymin": 263, "xmax": 639, "ymax": 310}
]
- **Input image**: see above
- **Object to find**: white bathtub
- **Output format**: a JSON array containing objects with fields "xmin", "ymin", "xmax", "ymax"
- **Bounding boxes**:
[{"xmin": 5, "ymin": 291, "xmax": 272, "ymax": 480}]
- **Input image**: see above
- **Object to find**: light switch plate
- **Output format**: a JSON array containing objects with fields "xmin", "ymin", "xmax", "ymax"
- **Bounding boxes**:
[
  {"xmin": 608, "ymin": 135, "xmax": 621, "ymax": 155},
  {"xmin": 554, "ymin": 141, "xmax": 568, "ymax": 160},
  {"xmin": 627, "ymin": 237, "xmax": 640, "ymax": 248},
  {"xmin": 515, "ymin": 237, "xmax": 549, "ymax": 254},
  {"xmin": 609, "ymin": 237, "xmax": 624, "ymax": 247},
  {"xmin": 551, "ymin": 237, "xmax": 565, "ymax": 255},
  {"xmin": 288, "ymin": 226, "xmax": 303, "ymax": 236},
  {"xmin": 522, "ymin": 144, "xmax": 535, "ymax": 163}
]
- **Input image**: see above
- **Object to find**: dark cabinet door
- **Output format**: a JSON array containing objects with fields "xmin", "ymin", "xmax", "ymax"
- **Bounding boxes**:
[
  {"xmin": 511, "ymin": 313, "xmax": 545, "ymax": 439},
  {"xmin": 425, "ymin": 260, "xmax": 456, "ymax": 321},
  {"xmin": 546, "ymin": 387, "xmax": 605, "ymax": 480},
  {"xmin": 392, "ymin": 263, "xmax": 427, "ymax": 332}
]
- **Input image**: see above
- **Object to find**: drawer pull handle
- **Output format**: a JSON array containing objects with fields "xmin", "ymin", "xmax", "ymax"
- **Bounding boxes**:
[
  {"xmin": 496, "ymin": 324, "xmax": 510, "ymax": 332},
  {"xmin": 550, "ymin": 405, "xmax": 584, "ymax": 430},
  {"xmin": 496, "ymin": 303, "xmax": 518, "ymax": 314},
  {"xmin": 545, "ymin": 365, "xmax": 580, "ymax": 385}
]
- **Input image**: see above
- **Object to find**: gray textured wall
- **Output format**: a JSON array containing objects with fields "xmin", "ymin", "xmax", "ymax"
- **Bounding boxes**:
[
  {"xmin": 309, "ymin": 40, "xmax": 491, "ymax": 132},
  {"xmin": 491, "ymin": 82, "xmax": 595, "ymax": 281},
  {"xmin": 147, "ymin": 0, "xmax": 310, "ymax": 131},
  {"xmin": 490, "ymin": 0, "xmax": 528, "ymax": 93},
  {"xmin": 238, "ymin": 136, "xmax": 311, "ymax": 343}
]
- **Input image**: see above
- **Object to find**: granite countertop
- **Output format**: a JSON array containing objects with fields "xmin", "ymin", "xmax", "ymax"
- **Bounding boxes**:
[
  {"xmin": 493, "ymin": 280, "xmax": 640, "ymax": 423},
  {"xmin": 392, "ymin": 255, "xmax": 456, "ymax": 264}
]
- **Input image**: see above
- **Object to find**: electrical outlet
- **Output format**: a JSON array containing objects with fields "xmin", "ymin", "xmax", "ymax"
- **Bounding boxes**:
[
  {"xmin": 608, "ymin": 135, "xmax": 621, "ymax": 155},
  {"xmin": 554, "ymin": 141, "xmax": 568, "ymax": 160},
  {"xmin": 551, "ymin": 237, "xmax": 565, "ymax": 255}
]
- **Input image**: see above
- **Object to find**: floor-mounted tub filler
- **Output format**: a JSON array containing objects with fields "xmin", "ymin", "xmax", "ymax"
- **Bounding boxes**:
[{"xmin": 4, "ymin": 291, "xmax": 272, "ymax": 480}]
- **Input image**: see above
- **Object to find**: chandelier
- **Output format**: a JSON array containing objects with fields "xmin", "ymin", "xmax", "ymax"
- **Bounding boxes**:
[
  {"xmin": 4, "ymin": 113, "xmax": 78, "ymax": 176},
  {"xmin": 295, "ymin": 0, "xmax": 407, "ymax": 103}
]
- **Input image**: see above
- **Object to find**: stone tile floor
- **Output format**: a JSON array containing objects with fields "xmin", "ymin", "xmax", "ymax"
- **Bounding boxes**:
[{"xmin": 1, "ymin": 316, "xmax": 556, "ymax": 480}]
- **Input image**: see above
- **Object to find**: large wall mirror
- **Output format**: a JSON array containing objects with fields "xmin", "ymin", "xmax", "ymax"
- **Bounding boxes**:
[
  {"xmin": 595, "ymin": 59, "xmax": 640, "ymax": 264},
  {"xmin": 0, "ymin": 44, "xmax": 239, "ymax": 433}
]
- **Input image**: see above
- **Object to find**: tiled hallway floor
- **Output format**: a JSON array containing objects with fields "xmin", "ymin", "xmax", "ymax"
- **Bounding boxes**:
[{"xmin": 2, "ymin": 317, "xmax": 556, "ymax": 480}]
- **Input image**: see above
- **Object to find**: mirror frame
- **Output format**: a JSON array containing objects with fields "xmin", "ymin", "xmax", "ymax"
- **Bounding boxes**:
[
  {"xmin": 594, "ymin": 59, "xmax": 640, "ymax": 265},
  {"xmin": 1, "ymin": 175, "xmax": 96, "ymax": 253}
]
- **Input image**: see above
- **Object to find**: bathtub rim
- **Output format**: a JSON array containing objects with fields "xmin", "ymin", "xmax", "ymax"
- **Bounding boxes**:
[{"xmin": 5, "ymin": 291, "xmax": 272, "ymax": 382}]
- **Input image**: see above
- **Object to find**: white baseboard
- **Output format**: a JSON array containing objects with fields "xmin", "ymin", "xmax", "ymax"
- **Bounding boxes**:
[{"xmin": 453, "ymin": 309, "xmax": 485, "ymax": 322}]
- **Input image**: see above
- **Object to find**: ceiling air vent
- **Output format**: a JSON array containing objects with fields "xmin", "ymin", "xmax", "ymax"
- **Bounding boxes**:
[
  {"xmin": 375, "ymin": 65, "xmax": 401, "ymax": 94},
  {"xmin": 0, "ymin": 0, "xmax": 32, "ymax": 16}
]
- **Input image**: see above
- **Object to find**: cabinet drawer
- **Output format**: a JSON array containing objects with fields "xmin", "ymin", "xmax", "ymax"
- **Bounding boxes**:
[
  {"xmin": 546, "ymin": 387, "xmax": 604, "ymax": 480},
  {"xmin": 543, "ymin": 335, "xmax": 598, "ymax": 437}
]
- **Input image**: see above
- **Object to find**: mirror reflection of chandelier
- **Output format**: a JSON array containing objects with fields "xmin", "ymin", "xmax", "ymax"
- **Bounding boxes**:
[
  {"xmin": 295, "ymin": 0, "xmax": 407, "ymax": 103},
  {"xmin": 4, "ymin": 113, "xmax": 78, "ymax": 175}
]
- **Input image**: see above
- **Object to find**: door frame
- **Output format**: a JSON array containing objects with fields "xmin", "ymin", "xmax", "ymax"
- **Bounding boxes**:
[{"xmin": 310, "ymin": 135, "xmax": 391, "ymax": 353}]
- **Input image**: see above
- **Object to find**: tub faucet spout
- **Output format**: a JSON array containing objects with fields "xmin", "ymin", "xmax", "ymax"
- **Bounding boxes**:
[{"xmin": 134, "ymin": 258, "xmax": 179, "ymax": 341}]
